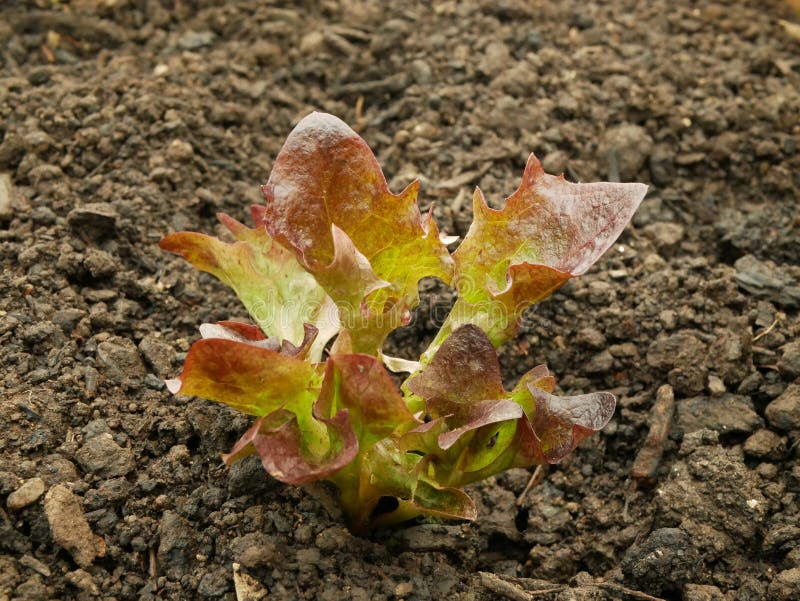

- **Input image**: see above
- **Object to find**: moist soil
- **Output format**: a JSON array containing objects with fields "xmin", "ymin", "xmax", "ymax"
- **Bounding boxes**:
[{"xmin": 1, "ymin": 1, "xmax": 800, "ymax": 600}]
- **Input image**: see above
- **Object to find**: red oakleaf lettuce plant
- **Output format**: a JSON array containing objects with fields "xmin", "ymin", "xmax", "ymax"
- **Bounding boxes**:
[{"xmin": 160, "ymin": 112, "xmax": 646, "ymax": 532}]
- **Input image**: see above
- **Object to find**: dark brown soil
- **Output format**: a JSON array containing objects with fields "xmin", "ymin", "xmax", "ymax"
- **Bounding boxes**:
[{"xmin": 2, "ymin": 1, "xmax": 800, "ymax": 600}]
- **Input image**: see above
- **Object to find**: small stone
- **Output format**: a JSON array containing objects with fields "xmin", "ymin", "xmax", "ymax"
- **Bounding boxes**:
[
  {"xmin": 0, "ymin": 315, "xmax": 20, "ymax": 337},
  {"xmin": 96, "ymin": 336, "xmax": 146, "ymax": 386},
  {"xmin": 177, "ymin": 30, "xmax": 215, "ymax": 50},
  {"xmin": 66, "ymin": 568, "xmax": 99, "ymax": 595},
  {"xmin": 585, "ymin": 349, "xmax": 613, "ymax": 373},
  {"xmin": 608, "ymin": 343, "xmax": 638, "ymax": 359},
  {"xmin": 642, "ymin": 222, "xmax": 685, "ymax": 257},
  {"xmin": 768, "ymin": 567, "xmax": 800, "ymax": 600},
  {"xmin": 75, "ymin": 433, "xmax": 134, "ymax": 478},
  {"xmin": 683, "ymin": 583, "xmax": 725, "ymax": 601},
  {"xmin": 138, "ymin": 333, "xmax": 176, "ymax": 377},
  {"xmin": 43, "ymin": 484, "xmax": 98, "ymax": 567},
  {"xmin": 676, "ymin": 394, "xmax": 761, "ymax": 437},
  {"xmin": 83, "ymin": 248, "xmax": 118, "ymax": 279},
  {"xmin": 82, "ymin": 418, "xmax": 111, "ymax": 439},
  {"xmin": 765, "ymin": 384, "xmax": 800, "ymax": 431},
  {"xmin": 230, "ymin": 532, "xmax": 280, "ymax": 569},
  {"xmin": 19, "ymin": 553, "xmax": 51, "ymax": 577},
  {"xmin": 735, "ymin": 255, "xmax": 800, "ymax": 309},
  {"xmin": 0, "ymin": 132, "xmax": 26, "ymax": 168},
  {"xmin": 165, "ymin": 139, "xmax": 194, "ymax": 162},
  {"xmin": 743, "ymin": 429, "xmax": 786, "ymax": 460},
  {"xmin": 7, "ymin": 477, "xmax": 45, "ymax": 510},
  {"xmin": 158, "ymin": 510, "xmax": 200, "ymax": 578},
  {"xmin": 778, "ymin": 340, "xmax": 800, "ymax": 379},
  {"xmin": 67, "ymin": 203, "xmax": 119, "ymax": 240},
  {"xmin": 675, "ymin": 152, "xmax": 705, "ymax": 165},
  {"xmin": 0, "ymin": 172, "xmax": 15, "ymax": 220},
  {"xmin": 410, "ymin": 59, "xmax": 432, "ymax": 84},
  {"xmin": 39, "ymin": 453, "xmax": 79, "ymax": 486},
  {"xmin": 31, "ymin": 206, "xmax": 56, "ymax": 225},
  {"xmin": 300, "ymin": 30, "xmax": 325, "ymax": 54},
  {"xmin": 621, "ymin": 528, "xmax": 700, "ymax": 594},
  {"xmin": 52, "ymin": 308, "xmax": 86, "ymax": 334},
  {"xmin": 198, "ymin": 566, "xmax": 231, "ymax": 597},
  {"xmin": 232, "ymin": 563, "xmax": 268, "ymax": 601},
  {"xmin": 145, "ymin": 373, "xmax": 166, "ymax": 389},
  {"xmin": 707, "ymin": 375, "xmax": 726, "ymax": 396},
  {"xmin": 477, "ymin": 41, "xmax": 511, "ymax": 78},
  {"xmin": 394, "ymin": 582, "xmax": 414, "ymax": 597},
  {"xmin": 599, "ymin": 124, "xmax": 653, "ymax": 180}
]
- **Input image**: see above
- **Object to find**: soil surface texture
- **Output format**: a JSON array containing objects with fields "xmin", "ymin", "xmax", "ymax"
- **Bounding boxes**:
[{"xmin": 1, "ymin": 1, "xmax": 800, "ymax": 600}]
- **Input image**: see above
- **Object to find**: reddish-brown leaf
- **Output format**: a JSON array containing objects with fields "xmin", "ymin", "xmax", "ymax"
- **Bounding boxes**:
[
  {"xmin": 166, "ymin": 338, "xmax": 322, "ymax": 416},
  {"xmin": 434, "ymin": 154, "xmax": 647, "ymax": 348},
  {"xmin": 221, "ymin": 407, "xmax": 357, "ymax": 485}
]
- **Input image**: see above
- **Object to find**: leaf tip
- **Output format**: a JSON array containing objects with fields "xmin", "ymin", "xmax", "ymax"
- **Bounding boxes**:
[
  {"xmin": 165, "ymin": 378, "xmax": 182, "ymax": 394},
  {"xmin": 471, "ymin": 187, "xmax": 491, "ymax": 219},
  {"xmin": 158, "ymin": 232, "xmax": 181, "ymax": 252},
  {"xmin": 523, "ymin": 153, "xmax": 546, "ymax": 182}
]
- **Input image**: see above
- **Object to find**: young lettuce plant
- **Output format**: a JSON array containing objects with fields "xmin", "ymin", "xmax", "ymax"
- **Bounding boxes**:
[{"xmin": 160, "ymin": 112, "xmax": 646, "ymax": 533}]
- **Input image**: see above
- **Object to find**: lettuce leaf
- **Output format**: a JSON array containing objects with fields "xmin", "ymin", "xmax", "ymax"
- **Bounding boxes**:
[
  {"xmin": 258, "ymin": 112, "xmax": 454, "ymax": 352},
  {"xmin": 407, "ymin": 325, "xmax": 616, "ymax": 486},
  {"xmin": 425, "ymin": 154, "xmax": 646, "ymax": 356},
  {"xmin": 160, "ymin": 210, "xmax": 338, "ymax": 361}
]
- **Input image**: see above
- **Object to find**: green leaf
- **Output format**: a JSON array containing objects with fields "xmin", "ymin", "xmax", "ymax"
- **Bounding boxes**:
[
  {"xmin": 318, "ymin": 353, "xmax": 416, "ymax": 449},
  {"xmin": 173, "ymin": 334, "xmax": 359, "ymax": 482},
  {"xmin": 526, "ymin": 386, "xmax": 616, "ymax": 463},
  {"xmin": 165, "ymin": 336, "xmax": 323, "ymax": 417},
  {"xmin": 258, "ymin": 112, "xmax": 454, "ymax": 352},
  {"xmin": 407, "ymin": 325, "xmax": 616, "ymax": 486},
  {"xmin": 221, "ymin": 406, "xmax": 357, "ymax": 485},
  {"xmin": 407, "ymin": 322, "xmax": 506, "ymax": 415},
  {"xmin": 160, "ymin": 210, "xmax": 338, "ymax": 361},
  {"xmin": 426, "ymin": 154, "xmax": 646, "ymax": 354},
  {"xmin": 338, "ymin": 439, "xmax": 477, "ymax": 533}
]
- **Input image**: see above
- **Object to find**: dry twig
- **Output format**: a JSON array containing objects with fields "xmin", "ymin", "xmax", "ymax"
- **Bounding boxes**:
[
  {"xmin": 478, "ymin": 572, "xmax": 666, "ymax": 601},
  {"xmin": 752, "ymin": 314, "xmax": 783, "ymax": 343},
  {"xmin": 632, "ymin": 384, "xmax": 675, "ymax": 482},
  {"xmin": 516, "ymin": 465, "xmax": 548, "ymax": 507}
]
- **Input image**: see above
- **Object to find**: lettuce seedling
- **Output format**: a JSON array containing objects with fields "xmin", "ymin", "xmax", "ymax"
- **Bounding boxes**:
[{"xmin": 160, "ymin": 112, "xmax": 646, "ymax": 532}]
